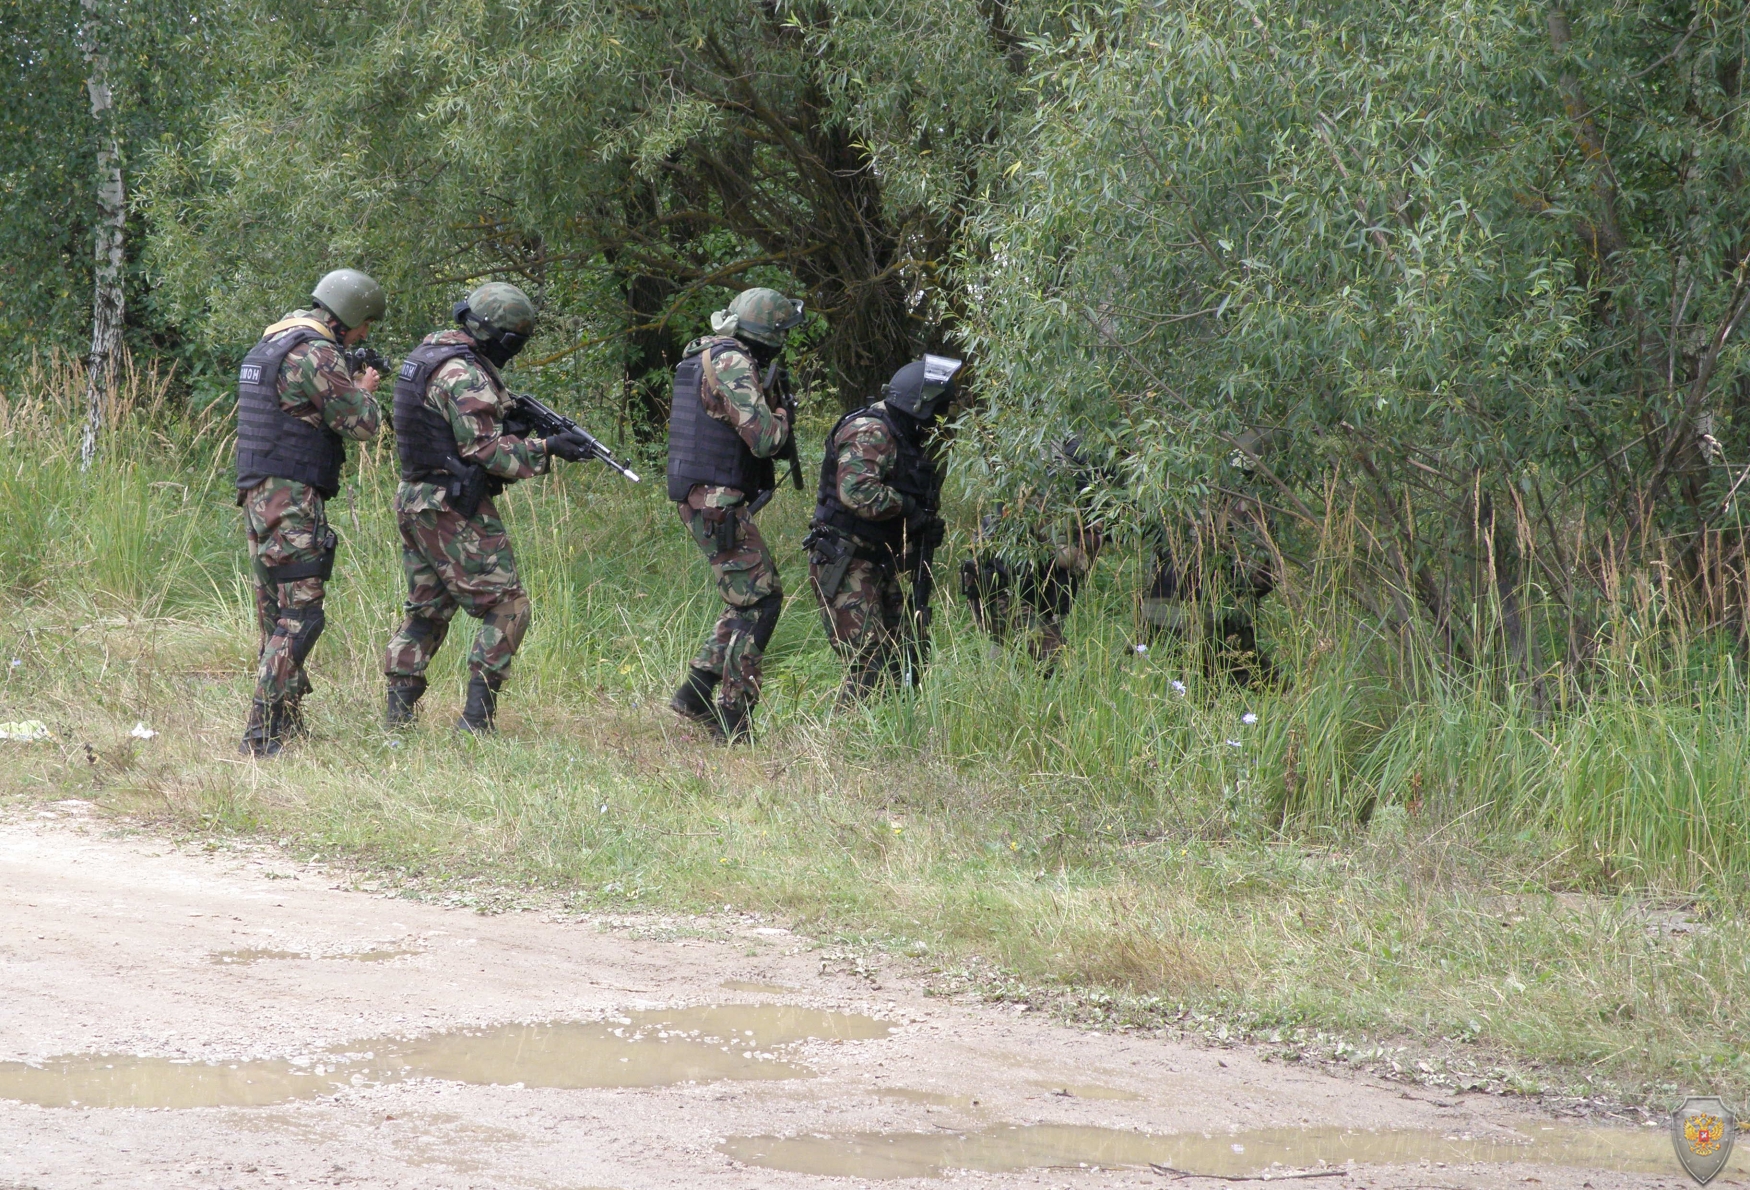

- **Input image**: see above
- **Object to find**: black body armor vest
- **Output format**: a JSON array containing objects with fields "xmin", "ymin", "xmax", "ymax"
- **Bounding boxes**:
[
  {"xmin": 665, "ymin": 342, "xmax": 770, "ymax": 501},
  {"xmin": 392, "ymin": 342, "xmax": 478, "ymax": 483},
  {"xmin": 235, "ymin": 326, "xmax": 346, "ymax": 498},
  {"xmin": 811, "ymin": 405, "xmax": 938, "ymax": 553}
]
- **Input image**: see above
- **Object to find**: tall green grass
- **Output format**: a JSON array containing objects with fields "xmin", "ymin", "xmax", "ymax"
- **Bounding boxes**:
[{"xmin": 4, "ymin": 358, "xmax": 1750, "ymax": 893}]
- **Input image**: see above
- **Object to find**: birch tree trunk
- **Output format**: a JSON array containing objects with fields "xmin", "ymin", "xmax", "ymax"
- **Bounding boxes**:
[{"xmin": 78, "ymin": 0, "xmax": 125, "ymax": 471}]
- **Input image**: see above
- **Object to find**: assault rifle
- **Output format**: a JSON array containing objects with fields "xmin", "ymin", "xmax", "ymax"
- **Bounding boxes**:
[
  {"xmin": 746, "ymin": 358, "xmax": 805, "ymax": 515},
  {"xmin": 899, "ymin": 472, "xmax": 946, "ymax": 689},
  {"xmin": 345, "ymin": 346, "xmax": 393, "ymax": 379},
  {"xmin": 505, "ymin": 393, "xmax": 641, "ymax": 483}
]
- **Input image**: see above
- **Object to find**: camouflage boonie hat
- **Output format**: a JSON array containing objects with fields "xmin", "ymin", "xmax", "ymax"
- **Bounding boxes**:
[
  {"xmin": 712, "ymin": 287, "xmax": 805, "ymax": 347},
  {"xmin": 465, "ymin": 282, "xmax": 537, "ymax": 337}
]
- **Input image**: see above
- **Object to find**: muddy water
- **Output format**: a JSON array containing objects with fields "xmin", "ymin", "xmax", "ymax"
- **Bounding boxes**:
[
  {"xmin": 208, "ymin": 949, "xmax": 307, "ymax": 964},
  {"xmin": 721, "ymin": 1122, "xmax": 1746, "ymax": 1180},
  {"xmin": 0, "ymin": 1005, "xmax": 890, "ymax": 1109},
  {"xmin": 719, "ymin": 980, "xmax": 800, "ymax": 994},
  {"xmin": 207, "ymin": 948, "xmax": 419, "ymax": 965},
  {"xmin": 1028, "ymin": 1081, "xmax": 1143, "ymax": 1101}
]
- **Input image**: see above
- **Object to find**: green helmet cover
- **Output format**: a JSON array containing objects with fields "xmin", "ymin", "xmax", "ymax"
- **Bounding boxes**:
[
  {"xmin": 310, "ymin": 268, "xmax": 386, "ymax": 330},
  {"xmin": 712, "ymin": 287, "xmax": 805, "ymax": 348},
  {"xmin": 463, "ymin": 282, "xmax": 538, "ymax": 338}
]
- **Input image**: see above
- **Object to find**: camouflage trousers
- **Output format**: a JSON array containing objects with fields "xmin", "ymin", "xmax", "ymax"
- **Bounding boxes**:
[
  {"xmin": 242, "ymin": 478, "xmax": 334, "ymax": 705},
  {"xmin": 383, "ymin": 498, "xmax": 530, "ymax": 685},
  {"xmin": 810, "ymin": 554, "xmax": 908, "ymax": 702},
  {"xmin": 677, "ymin": 500, "xmax": 783, "ymax": 710}
]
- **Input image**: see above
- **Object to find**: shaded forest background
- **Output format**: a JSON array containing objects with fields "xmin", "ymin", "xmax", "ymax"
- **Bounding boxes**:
[{"xmin": 11, "ymin": 0, "xmax": 1750, "ymax": 705}]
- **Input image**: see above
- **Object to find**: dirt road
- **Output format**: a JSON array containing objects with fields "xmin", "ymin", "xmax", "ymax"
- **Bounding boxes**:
[{"xmin": 0, "ymin": 806, "xmax": 1719, "ymax": 1189}]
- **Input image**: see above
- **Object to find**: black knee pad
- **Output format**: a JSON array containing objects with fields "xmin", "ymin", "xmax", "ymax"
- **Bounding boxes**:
[
  {"xmin": 283, "ymin": 605, "xmax": 327, "ymax": 669},
  {"xmin": 402, "ymin": 613, "xmax": 442, "ymax": 642},
  {"xmin": 748, "ymin": 592, "xmax": 783, "ymax": 652}
]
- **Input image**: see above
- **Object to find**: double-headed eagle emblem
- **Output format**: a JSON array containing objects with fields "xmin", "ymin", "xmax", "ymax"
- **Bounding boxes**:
[{"xmin": 1672, "ymin": 1096, "xmax": 1737, "ymax": 1185}]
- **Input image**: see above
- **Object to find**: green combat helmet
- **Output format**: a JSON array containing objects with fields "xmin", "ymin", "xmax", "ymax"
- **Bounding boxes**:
[
  {"xmin": 455, "ymin": 281, "xmax": 538, "ymax": 366},
  {"xmin": 711, "ymin": 287, "xmax": 805, "ymax": 348},
  {"xmin": 311, "ymin": 268, "xmax": 386, "ymax": 331}
]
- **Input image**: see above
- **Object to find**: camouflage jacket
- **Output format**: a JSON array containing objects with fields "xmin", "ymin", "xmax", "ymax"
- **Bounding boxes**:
[
  {"xmin": 831, "ymin": 401, "xmax": 906, "ymax": 521},
  {"xmin": 395, "ymin": 330, "xmax": 550, "ymax": 514},
  {"xmin": 684, "ymin": 334, "xmax": 790, "ymax": 509},
  {"xmin": 271, "ymin": 309, "xmax": 381, "ymax": 442}
]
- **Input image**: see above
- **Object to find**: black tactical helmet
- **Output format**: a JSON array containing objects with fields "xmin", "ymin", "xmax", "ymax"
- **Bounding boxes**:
[{"xmin": 883, "ymin": 354, "xmax": 964, "ymax": 421}]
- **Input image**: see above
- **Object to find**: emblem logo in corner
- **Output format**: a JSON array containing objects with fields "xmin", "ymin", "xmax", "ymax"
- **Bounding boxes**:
[{"xmin": 1672, "ymin": 1096, "xmax": 1736, "ymax": 1185}]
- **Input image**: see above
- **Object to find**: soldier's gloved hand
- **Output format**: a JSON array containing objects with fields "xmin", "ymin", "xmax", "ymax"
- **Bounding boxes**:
[
  {"xmin": 544, "ymin": 430, "xmax": 594, "ymax": 463},
  {"xmin": 921, "ymin": 517, "xmax": 947, "ymax": 551},
  {"xmin": 899, "ymin": 493, "xmax": 921, "ymax": 523}
]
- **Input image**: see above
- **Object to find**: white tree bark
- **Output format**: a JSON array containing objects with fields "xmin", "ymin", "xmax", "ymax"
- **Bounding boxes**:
[{"xmin": 78, "ymin": 0, "xmax": 125, "ymax": 471}]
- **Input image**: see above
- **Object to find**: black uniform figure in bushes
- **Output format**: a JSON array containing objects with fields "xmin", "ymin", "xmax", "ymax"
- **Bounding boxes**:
[
  {"xmin": 1139, "ymin": 492, "xmax": 1279, "ymax": 687},
  {"xmin": 961, "ymin": 438, "xmax": 1105, "ymax": 673}
]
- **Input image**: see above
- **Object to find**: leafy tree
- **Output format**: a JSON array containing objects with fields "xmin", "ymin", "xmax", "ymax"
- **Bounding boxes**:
[
  {"xmin": 0, "ymin": 0, "xmax": 216, "ymax": 378},
  {"xmin": 962, "ymin": 0, "xmax": 1750, "ymax": 678},
  {"xmin": 140, "ymin": 0, "xmax": 1044, "ymax": 413}
]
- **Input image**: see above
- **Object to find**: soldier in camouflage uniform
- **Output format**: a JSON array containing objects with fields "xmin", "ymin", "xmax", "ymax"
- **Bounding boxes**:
[
  {"xmin": 382, "ymin": 282, "xmax": 598, "ymax": 732},
  {"xmin": 235, "ymin": 268, "xmax": 386, "ymax": 757},
  {"xmin": 806, "ymin": 357, "xmax": 962, "ymax": 705},
  {"xmin": 665, "ymin": 287, "xmax": 805, "ymax": 744}
]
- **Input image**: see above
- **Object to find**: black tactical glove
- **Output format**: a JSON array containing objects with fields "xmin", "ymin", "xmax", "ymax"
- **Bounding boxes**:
[
  {"xmin": 544, "ymin": 430, "xmax": 594, "ymax": 463},
  {"xmin": 899, "ymin": 493, "xmax": 922, "ymax": 522},
  {"xmin": 921, "ymin": 517, "xmax": 947, "ymax": 551}
]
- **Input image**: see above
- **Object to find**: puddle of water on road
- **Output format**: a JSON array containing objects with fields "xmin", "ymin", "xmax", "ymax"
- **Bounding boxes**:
[
  {"xmin": 877, "ymin": 1087, "xmax": 977, "ymax": 1109},
  {"xmin": 207, "ymin": 948, "xmax": 419, "ymax": 965},
  {"xmin": 0, "ymin": 1004, "xmax": 891, "ymax": 1109},
  {"xmin": 209, "ymin": 949, "xmax": 308, "ymax": 964},
  {"xmin": 720, "ymin": 1122, "xmax": 1749, "ymax": 1180},
  {"xmin": 1029, "ymin": 1081, "xmax": 1143, "ymax": 1101},
  {"xmin": 718, "ymin": 980, "xmax": 799, "ymax": 994}
]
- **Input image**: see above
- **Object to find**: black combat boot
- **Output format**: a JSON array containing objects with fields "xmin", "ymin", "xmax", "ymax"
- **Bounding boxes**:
[
  {"xmin": 670, "ymin": 667, "xmax": 720, "ymax": 725},
  {"xmin": 456, "ymin": 674, "xmax": 502, "ymax": 733},
  {"xmin": 240, "ymin": 698, "xmax": 290, "ymax": 758},
  {"xmin": 385, "ymin": 678, "xmax": 427, "ymax": 729},
  {"xmin": 282, "ymin": 670, "xmax": 314, "ymax": 739},
  {"xmin": 714, "ymin": 700, "xmax": 753, "ymax": 746}
]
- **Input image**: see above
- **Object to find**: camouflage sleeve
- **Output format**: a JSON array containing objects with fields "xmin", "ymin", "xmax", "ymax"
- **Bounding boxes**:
[
  {"xmin": 282, "ymin": 339, "xmax": 381, "ymax": 441},
  {"xmin": 701, "ymin": 341, "xmax": 789, "ymax": 459},
  {"xmin": 430, "ymin": 358, "xmax": 550, "ymax": 481},
  {"xmin": 835, "ymin": 417, "xmax": 905, "ymax": 519}
]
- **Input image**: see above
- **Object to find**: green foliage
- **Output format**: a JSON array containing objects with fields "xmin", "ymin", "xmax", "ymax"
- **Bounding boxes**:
[
  {"xmin": 963, "ymin": 0, "xmax": 1750, "ymax": 671},
  {"xmin": 136, "ymin": 0, "xmax": 1044, "ymax": 407},
  {"xmin": 0, "ymin": 0, "xmax": 218, "ymax": 364}
]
